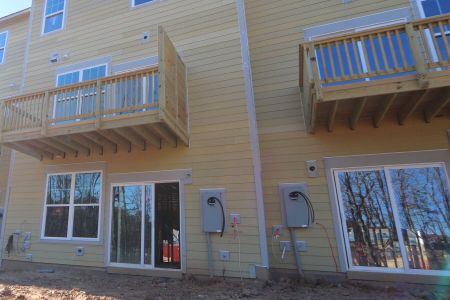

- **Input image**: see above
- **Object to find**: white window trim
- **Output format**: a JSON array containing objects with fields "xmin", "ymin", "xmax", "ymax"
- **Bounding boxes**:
[
  {"xmin": 324, "ymin": 149, "xmax": 450, "ymax": 276},
  {"xmin": 41, "ymin": 170, "xmax": 103, "ymax": 242},
  {"xmin": 107, "ymin": 180, "xmax": 181, "ymax": 271},
  {"xmin": 55, "ymin": 63, "xmax": 109, "ymax": 87},
  {"xmin": 41, "ymin": 0, "xmax": 67, "ymax": 36},
  {"xmin": 413, "ymin": 0, "xmax": 448, "ymax": 64},
  {"xmin": 304, "ymin": 7, "xmax": 411, "ymax": 41},
  {"xmin": 0, "ymin": 31, "xmax": 8, "ymax": 64},
  {"xmin": 111, "ymin": 56, "xmax": 158, "ymax": 75},
  {"xmin": 334, "ymin": 163, "xmax": 450, "ymax": 276},
  {"xmin": 414, "ymin": 0, "xmax": 450, "ymax": 17},
  {"xmin": 54, "ymin": 63, "xmax": 108, "ymax": 119},
  {"xmin": 130, "ymin": 0, "xmax": 161, "ymax": 9}
]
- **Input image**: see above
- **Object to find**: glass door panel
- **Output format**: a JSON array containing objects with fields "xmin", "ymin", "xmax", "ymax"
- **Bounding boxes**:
[
  {"xmin": 109, "ymin": 182, "xmax": 180, "ymax": 269},
  {"xmin": 110, "ymin": 185, "xmax": 142, "ymax": 264},
  {"xmin": 336, "ymin": 170, "xmax": 404, "ymax": 269},
  {"xmin": 388, "ymin": 166, "xmax": 450, "ymax": 271},
  {"xmin": 155, "ymin": 182, "xmax": 180, "ymax": 269},
  {"xmin": 144, "ymin": 185, "xmax": 153, "ymax": 265}
]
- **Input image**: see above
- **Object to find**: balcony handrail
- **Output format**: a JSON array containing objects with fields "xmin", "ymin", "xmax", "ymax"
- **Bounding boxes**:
[
  {"xmin": 0, "ymin": 26, "xmax": 190, "ymax": 151},
  {"xmin": 0, "ymin": 66, "xmax": 162, "ymax": 135},
  {"xmin": 301, "ymin": 23, "xmax": 407, "ymax": 46},
  {"xmin": 300, "ymin": 13, "xmax": 450, "ymax": 46},
  {"xmin": 1, "ymin": 66, "xmax": 159, "ymax": 101},
  {"xmin": 299, "ymin": 13, "xmax": 450, "ymax": 89},
  {"xmin": 299, "ymin": 13, "xmax": 450, "ymax": 133}
]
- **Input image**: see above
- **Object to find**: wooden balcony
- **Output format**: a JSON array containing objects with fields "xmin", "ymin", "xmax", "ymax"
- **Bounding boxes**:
[
  {"xmin": 300, "ymin": 14, "xmax": 450, "ymax": 133},
  {"xmin": 0, "ymin": 27, "xmax": 189, "ymax": 160}
]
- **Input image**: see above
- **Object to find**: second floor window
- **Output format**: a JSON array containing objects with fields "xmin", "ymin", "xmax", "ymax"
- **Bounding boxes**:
[
  {"xmin": 56, "ymin": 65, "xmax": 107, "ymax": 87},
  {"xmin": 417, "ymin": 0, "xmax": 450, "ymax": 62},
  {"xmin": 43, "ymin": 0, "xmax": 66, "ymax": 34},
  {"xmin": 133, "ymin": 0, "xmax": 154, "ymax": 7},
  {"xmin": 0, "ymin": 32, "xmax": 7, "ymax": 64},
  {"xmin": 420, "ymin": 0, "xmax": 450, "ymax": 17}
]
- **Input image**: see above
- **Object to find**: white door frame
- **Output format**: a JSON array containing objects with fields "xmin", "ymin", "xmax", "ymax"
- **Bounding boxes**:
[
  {"xmin": 106, "ymin": 178, "xmax": 184, "ymax": 272},
  {"xmin": 107, "ymin": 182, "xmax": 156, "ymax": 269},
  {"xmin": 333, "ymin": 162, "xmax": 450, "ymax": 276}
]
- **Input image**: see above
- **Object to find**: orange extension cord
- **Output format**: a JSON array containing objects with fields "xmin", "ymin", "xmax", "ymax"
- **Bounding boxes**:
[{"xmin": 315, "ymin": 222, "xmax": 339, "ymax": 272}]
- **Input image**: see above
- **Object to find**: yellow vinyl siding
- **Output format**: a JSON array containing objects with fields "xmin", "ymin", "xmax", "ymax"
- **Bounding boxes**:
[
  {"xmin": 4, "ymin": 0, "xmax": 448, "ymax": 278},
  {"xmin": 0, "ymin": 13, "xmax": 29, "ymax": 99},
  {"xmin": 0, "ymin": 12, "xmax": 29, "ymax": 218},
  {"xmin": 3, "ymin": 0, "xmax": 261, "ymax": 278},
  {"xmin": 243, "ymin": 0, "xmax": 450, "ymax": 273}
]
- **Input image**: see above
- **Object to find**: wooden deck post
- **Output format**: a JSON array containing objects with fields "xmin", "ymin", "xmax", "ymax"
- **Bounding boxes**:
[
  {"xmin": 158, "ymin": 26, "xmax": 166, "ymax": 115},
  {"xmin": 95, "ymin": 79, "xmax": 102, "ymax": 129},
  {"xmin": 307, "ymin": 43, "xmax": 323, "ymax": 101},
  {"xmin": 41, "ymin": 91, "xmax": 50, "ymax": 136},
  {"xmin": 405, "ymin": 23, "xmax": 429, "ymax": 88},
  {"xmin": 299, "ymin": 44, "xmax": 304, "ymax": 88}
]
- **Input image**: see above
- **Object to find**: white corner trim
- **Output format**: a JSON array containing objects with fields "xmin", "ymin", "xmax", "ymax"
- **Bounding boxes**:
[
  {"xmin": 20, "ymin": 7, "xmax": 34, "ymax": 94},
  {"xmin": 236, "ymin": 0, "xmax": 269, "ymax": 269},
  {"xmin": 0, "ymin": 150, "xmax": 16, "ymax": 266}
]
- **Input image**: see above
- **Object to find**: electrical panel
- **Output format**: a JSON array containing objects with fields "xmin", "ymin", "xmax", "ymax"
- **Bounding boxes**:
[
  {"xmin": 200, "ymin": 189, "xmax": 226, "ymax": 233},
  {"xmin": 279, "ymin": 183, "xmax": 311, "ymax": 228}
]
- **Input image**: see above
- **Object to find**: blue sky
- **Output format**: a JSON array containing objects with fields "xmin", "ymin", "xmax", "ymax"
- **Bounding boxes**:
[{"xmin": 0, "ymin": 1, "xmax": 32, "ymax": 18}]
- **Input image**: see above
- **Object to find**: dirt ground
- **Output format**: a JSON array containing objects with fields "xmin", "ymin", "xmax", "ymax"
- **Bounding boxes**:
[{"xmin": 0, "ymin": 268, "xmax": 448, "ymax": 300}]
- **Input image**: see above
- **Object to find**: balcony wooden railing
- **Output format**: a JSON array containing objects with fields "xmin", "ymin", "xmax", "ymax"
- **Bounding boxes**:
[
  {"xmin": 0, "ymin": 26, "xmax": 189, "ymax": 160},
  {"xmin": 300, "ymin": 14, "xmax": 450, "ymax": 133},
  {"xmin": 1, "ymin": 68, "xmax": 164, "ymax": 132}
]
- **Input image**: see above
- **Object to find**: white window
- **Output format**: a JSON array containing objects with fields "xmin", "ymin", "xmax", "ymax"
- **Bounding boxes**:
[
  {"xmin": 54, "ymin": 64, "xmax": 107, "ymax": 120},
  {"xmin": 42, "ymin": 171, "xmax": 102, "ymax": 240},
  {"xmin": 417, "ymin": 0, "xmax": 450, "ymax": 17},
  {"xmin": 333, "ymin": 163, "xmax": 450, "ymax": 275},
  {"xmin": 0, "ymin": 31, "xmax": 8, "ymax": 64},
  {"xmin": 43, "ymin": 0, "xmax": 66, "ymax": 34},
  {"xmin": 56, "ymin": 64, "xmax": 107, "ymax": 87},
  {"xmin": 415, "ymin": 0, "xmax": 450, "ymax": 63},
  {"xmin": 132, "ymin": 0, "xmax": 155, "ymax": 7}
]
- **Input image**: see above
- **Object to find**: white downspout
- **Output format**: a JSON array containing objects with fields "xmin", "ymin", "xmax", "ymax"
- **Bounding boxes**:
[{"xmin": 235, "ymin": 0, "xmax": 269, "ymax": 270}]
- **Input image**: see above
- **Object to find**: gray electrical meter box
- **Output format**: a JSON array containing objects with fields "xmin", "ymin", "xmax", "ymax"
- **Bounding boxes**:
[
  {"xmin": 279, "ymin": 183, "xmax": 311, "ymax": 228},
  {"xmin": 200, "ymin": 189, "xmax": 226, "ymax": 233}
]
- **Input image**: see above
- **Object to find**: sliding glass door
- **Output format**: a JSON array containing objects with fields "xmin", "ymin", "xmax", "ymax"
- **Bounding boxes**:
[
  {"xmin": 109, "ymin": 182, "xmax": 180, "ymax": 269},
  {"xmin": 334, "ymin": 163, "xmax": 450, "ymax": 275}
]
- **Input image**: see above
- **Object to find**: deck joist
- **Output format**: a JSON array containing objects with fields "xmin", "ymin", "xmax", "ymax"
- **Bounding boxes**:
[
  {"xmin": 0, "ymin": 26, "xmax": 189, "ymax": 160},
  {"xmin": 300, "ymin": 14, "xmax": 450, "ymax": 133}
]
